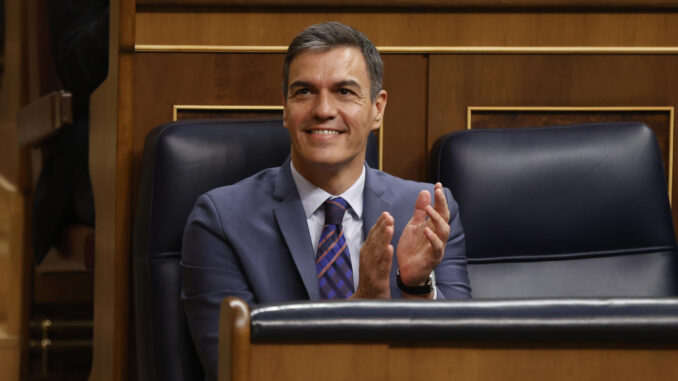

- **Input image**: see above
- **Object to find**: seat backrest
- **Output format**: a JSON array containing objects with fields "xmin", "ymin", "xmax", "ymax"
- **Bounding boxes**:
[
  {"xmin": 132, "ymin": 118, "xmax": 379, "ymax": 380},
  {"xmin": 431, "ymin": 122, "xmax": 678, "ymax": 298}
]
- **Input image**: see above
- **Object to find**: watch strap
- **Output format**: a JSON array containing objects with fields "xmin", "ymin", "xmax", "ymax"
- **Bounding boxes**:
[{"xmin": 396, "ymin": 269, "xmax": 433, "ymax": 295}]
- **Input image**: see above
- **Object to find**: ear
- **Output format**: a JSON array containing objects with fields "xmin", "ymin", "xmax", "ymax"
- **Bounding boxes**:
[{"xmin": 371, "ymin": 90, "xmax": 388, "ymax": 131}]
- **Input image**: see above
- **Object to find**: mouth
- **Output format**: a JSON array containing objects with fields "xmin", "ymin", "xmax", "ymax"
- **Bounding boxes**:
[{"xmin": 305, "ymin": 128, "xmax": 345, "ymax": 135}]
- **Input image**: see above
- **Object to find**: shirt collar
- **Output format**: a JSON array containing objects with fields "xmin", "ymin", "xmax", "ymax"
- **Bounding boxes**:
[{"xmin": 290, "ymin": 162, "xmax": 365, "ymax": 219}]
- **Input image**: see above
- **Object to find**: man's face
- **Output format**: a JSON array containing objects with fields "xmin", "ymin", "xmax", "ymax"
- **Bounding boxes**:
[{"xmin": 283, "ymin": 46, "xmax": 386, "ymax": 177}]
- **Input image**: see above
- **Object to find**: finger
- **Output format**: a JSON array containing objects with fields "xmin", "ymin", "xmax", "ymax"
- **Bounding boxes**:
[
  {"xmin": 425, "ymin": 205, "xmax": 450, "ymax": 240},
  {"xmin": 424, "ymin": 227, "xmax": 445, "ymax": 261},
  {"xmin": 362, "ymin": 213, "xmax": 394, "ymax": 262},
  {"xmin": 379, "ymin": 216, "xmax": 394, "ymax": 245},
  {"xmin": 377, "ymin": 244, "xmax": 394, "ymax": 275},
  {"xmin": 433, "ymin": 183, "xmax": 450, "ymax": 222},
  {"xmin": 366, "ymin": 212, "xmax": 390, "ymax": 242},
  {"xmin": 411, "ymin": 190, "xmax": 431, "ymax": 224},
  {"xmin": 372, "ymin": 212, "xmax": 393, "ymax": 244}
]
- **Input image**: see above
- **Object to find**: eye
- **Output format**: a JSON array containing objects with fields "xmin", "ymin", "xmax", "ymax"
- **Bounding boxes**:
[
  {"xmin": 291, "ymin": 88, "xmax": 311, "ymax": 99},
  {"xmin": 338, "ymin": 88, "xmax": 354, "ymax": 96}
]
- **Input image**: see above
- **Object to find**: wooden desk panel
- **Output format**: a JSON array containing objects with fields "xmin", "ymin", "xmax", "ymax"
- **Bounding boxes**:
[
  {"xmin": 220, "ymin": 299, "xmax": 678, "ymax": 381},
  {"xmin": 247, "ymin": 343, "xmax": 678, "ymax": 381}
]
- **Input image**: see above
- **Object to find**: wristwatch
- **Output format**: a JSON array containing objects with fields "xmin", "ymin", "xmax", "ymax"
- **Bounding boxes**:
[{"xmin": 396, "ymin": 269, "xmax": 433, "ymax": 295}]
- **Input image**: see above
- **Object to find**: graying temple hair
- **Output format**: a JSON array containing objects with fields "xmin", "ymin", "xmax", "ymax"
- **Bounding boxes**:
[{"xmin": 282, "ymin": 22, "xmax": 383, "ymax": 102}]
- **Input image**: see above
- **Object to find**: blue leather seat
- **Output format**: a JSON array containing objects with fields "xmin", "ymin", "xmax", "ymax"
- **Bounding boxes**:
[
  {"xmin": 132, "ymin": 118, "xmax": 379, "ymax": 380},
  {"xmin": 430, "ymin": 122, "xmax": 678, "ymax": 298}
]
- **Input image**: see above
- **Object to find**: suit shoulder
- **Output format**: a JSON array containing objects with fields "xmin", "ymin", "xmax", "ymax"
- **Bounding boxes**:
[
  {"xmin": 369, "ymin": 168, "xmax": 435, "ymax": 193},
  {"xmin": 368, "ymin": 168, "xmax": 458, "ymax": 209},
  {"xmin": 202, "ymin": 166, "xmax": 280, "ymax": 207}
]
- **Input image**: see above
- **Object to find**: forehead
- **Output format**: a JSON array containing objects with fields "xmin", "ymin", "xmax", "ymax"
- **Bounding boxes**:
[{"xmin": 288, "ymin": 46, "xmax": 369, "ymax": 83}]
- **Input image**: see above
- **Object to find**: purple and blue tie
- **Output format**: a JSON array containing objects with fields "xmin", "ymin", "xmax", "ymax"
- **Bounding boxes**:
[{"xmin": 316, "ymin": 197, "xmax": 354, "ymax": 299}]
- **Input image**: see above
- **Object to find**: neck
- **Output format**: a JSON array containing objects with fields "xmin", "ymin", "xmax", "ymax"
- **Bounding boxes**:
[{"xmin": 292, "ymin": 156, "xmax": 364, "ymax": 195}]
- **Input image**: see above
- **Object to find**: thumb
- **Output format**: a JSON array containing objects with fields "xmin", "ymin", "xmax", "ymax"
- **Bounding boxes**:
[{"xmin": 410, "ymin": 190, "xmax": 431, "ymax": 224}]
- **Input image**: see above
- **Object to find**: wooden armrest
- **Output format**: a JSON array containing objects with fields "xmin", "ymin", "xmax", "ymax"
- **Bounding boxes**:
[
  {"xmin": 219, "ymin": 297, "xmax": 251, "ymax": 381},
  {"xmin": 16, "ymin": 90, "xmax": 73, "ymax": 147}
]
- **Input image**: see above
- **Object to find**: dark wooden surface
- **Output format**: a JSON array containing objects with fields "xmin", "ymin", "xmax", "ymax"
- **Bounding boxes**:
[
  {"xmin": 247, "ymin": 343, "xmax": 678, "ymax": 381},
  {"xmin": 176, "ymin": 109, "xmax": 284, "ymax": 120},
  {"xmin": 135, "ymin": 12, "xmax": 678, "ymax": 48},
  {"xmin": 381, "ymin": 55, "xmax": 429, "ymax": 182},
  {"xmin": 137, "ymin": 0, "xmax": 678, "ymax": 9}
]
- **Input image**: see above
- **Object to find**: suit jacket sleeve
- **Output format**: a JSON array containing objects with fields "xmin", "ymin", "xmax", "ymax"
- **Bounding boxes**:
[
  {"xmin": 181, "ymin": 193, "xmax": 254, "ymax": 380},
  {"xmin": 433, "ymin": 187, "xmax": 472, "ymax": 299}
]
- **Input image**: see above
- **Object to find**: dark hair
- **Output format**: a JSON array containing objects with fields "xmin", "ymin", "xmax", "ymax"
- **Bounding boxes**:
[{"xmin": 282, "ymin": 22, "xmax": 383, "ymax": 101}]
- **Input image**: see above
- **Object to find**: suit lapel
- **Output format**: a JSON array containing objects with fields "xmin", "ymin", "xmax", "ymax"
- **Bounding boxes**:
[
  {"xmin": 362, "ymin": 166, "xmax": 392, "ymax": 239},
  {"xmin": 273, "ymin": 160, "xmax": 320, "ymax": 300}
]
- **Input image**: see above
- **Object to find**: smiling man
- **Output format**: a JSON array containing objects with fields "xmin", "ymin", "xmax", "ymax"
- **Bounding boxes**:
[{"xmin": 181, "ymin": 22, "xmax": 470, "ymax": 379}]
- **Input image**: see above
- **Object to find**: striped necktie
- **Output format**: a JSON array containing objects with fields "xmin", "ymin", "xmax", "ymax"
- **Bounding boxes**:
[{"xmin": 316, "ymin": 197, "xmax": 354, "ymax": 299}]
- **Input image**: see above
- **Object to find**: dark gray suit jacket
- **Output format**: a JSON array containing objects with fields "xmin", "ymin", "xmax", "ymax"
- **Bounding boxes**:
[{"xmin": 181, "ymin": 159, "xmax": 470, "ymax": 378}]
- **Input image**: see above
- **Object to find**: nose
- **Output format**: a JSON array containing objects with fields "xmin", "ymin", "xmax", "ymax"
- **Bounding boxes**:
[{"xmin": 312, "ymin": 90, "xmax": 336, "ymax": 120}]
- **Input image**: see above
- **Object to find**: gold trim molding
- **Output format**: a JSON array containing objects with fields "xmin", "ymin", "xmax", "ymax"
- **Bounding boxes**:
[
  {"xmin": 172, "ymin": 104, "xmax": 384, "ymax": 170},
  {"xmin": 467, "ymin": 106, "xmax": 675, "ymax": 202},
  {"xmin": 172, "ymin": 105, "xmax": 283, "ymax": 121},
  {"xmin": 137, "ymin": 45, "xmax": 678, "ymax": 54}
]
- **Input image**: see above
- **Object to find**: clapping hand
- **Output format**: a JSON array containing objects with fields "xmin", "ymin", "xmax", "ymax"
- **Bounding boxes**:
[{"xmin": 396, "ymin": 182, "xmax": 450, "ymax": 297}]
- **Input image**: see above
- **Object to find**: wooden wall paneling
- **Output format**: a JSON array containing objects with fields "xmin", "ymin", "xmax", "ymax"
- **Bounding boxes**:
[
  {"xmin": 136, "ymin": 0, "xmax": 678, "ymax": 8},
  {"xmin": 0, "ymin": 0, "xmax": 27, "ymax": 187},
  {"xmin": 132, "ymin": 52, "xmax": 284, "ymax": 201},
  {"xmin": 134, "ymin": 12, "xmax": 678, "ymax": 48},
  {"xmin": 89, "ymin": 0, "xmax": 135, "ymax": 380},
  {"xmin": 0, "ymin": 2, "xmax": 32, "ymax": 379},
  {"xmin": 0, "ymin": 343, "xmax": 20, "ymax": 381},
  {"xmin": 0, "ymin": 184, "xmax": 7, "ymax": 324},
  {"xmin": 0, "ymin": 177, "xmax": 30, "ymax": 381},
  {"xmin": 381, "ymin": 54, "xmax": 429, "ymax": 181},
  {"xmin": 175, "ymin": 108, "xmax": 283, "ymax": 121},
  {"xmin": 427, "ymin": 54, "xmax": 678, "ymax": 236}
]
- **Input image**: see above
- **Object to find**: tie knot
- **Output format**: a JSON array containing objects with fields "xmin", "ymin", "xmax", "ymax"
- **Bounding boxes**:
[{"xmin": 324, "ymin": 197, "xmax": 348, "ymax": 226}]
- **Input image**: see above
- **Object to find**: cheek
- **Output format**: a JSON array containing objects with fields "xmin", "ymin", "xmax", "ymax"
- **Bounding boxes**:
[
  {"xmin": 285, "ymin": 106, "xmax": 310, "ymax": 126},
  {"xmin": 341, "ymin": 104, "xmax": 369, "ymax": 122}
]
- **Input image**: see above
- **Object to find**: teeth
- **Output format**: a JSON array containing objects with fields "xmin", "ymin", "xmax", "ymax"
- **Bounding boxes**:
[{"xmin": 310, "ymin": 130, "xmax": 340, "ymax": 135}]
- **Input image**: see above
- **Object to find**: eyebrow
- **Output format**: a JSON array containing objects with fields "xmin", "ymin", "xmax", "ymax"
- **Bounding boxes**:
[
  {"xmin": 334, "ymin": 80, "xmax": 361, "ymax": 89},
  {"xmin": 289, "ymin": 81, "xmax": 314, "ymax": 90},
  {"xmin": 289, "ymin": 79, "xmax": 362, "ymax": 91}
]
